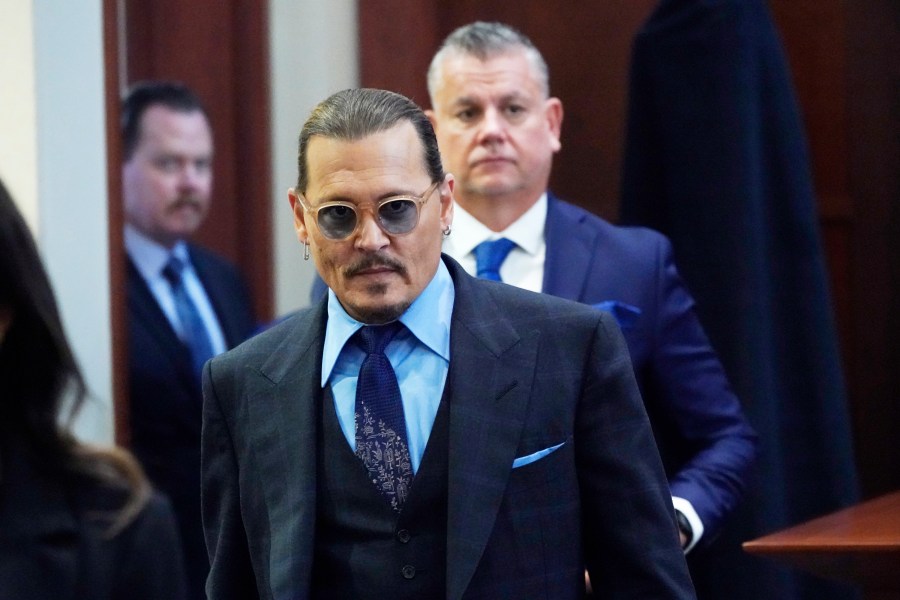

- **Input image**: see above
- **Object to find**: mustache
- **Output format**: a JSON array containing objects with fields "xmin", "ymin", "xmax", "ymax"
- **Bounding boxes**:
[
  {"xmin": 344, "ymin": 254, "xmax": 407, "ymax": 278},
  {"xmin": 169, "ymin": 196, "xmax": 204, "ymax": 211}
]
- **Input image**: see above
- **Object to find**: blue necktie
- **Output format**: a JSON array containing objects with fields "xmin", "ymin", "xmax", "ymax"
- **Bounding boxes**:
[
  {"xmin": 473, "ymin": 238, "xmax": 517, "ymax": 281},
  {"xmin": 162, "ymin": 256, "xmax": 215, "ymax": 380},
  {"xmin": 354, "ymin": 322, "xmax": 412, "ymax": 512}
]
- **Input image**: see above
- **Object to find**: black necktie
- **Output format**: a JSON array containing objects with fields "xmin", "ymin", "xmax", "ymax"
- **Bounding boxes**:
[
  {"xmin": 162, "ymin": 255, "xmax": 215, "ymax": 380},
  {"xmin": 473, "ymin": 238, "xmax": 517, "ymax": 281},
  {"xmin": 354, "ymin": 322, "xmax": 413, "ymax": 512}
]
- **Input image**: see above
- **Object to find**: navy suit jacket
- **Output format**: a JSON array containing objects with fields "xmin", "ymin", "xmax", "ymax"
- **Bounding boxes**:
[
  {"xmin": 543, "ymin": 193, "xmax": 756, "ymax": 541},
  {"xmin": 310, "ymin": 196, "xmax": 757, "ymax": 543},
  {"xmin": 203, "ymin": 256, "xmax": 696, "ymax": 599},
  {"xmin": 127, "ymin": 243, "xmax": 256, "ymax": 598}
]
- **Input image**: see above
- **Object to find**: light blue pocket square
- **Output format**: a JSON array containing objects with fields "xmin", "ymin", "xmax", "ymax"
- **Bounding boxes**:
[
  {"xmin": 512, "ymin": 441, "xmax": 566, "ymax": 469},
  {"xmin": 592, "ymin": 300, "xmax": 641, "ymax": 329}
]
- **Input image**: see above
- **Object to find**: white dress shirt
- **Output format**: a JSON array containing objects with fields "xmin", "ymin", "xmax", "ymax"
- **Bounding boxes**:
[{"xmin": 441, "ymin": 194, "xmax": 547, "ymax": 291}]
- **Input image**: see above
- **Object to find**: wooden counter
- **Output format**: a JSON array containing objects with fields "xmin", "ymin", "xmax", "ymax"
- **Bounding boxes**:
[{"xmin": 743, "ymin": 490, "xmax": 900, "ymax": 599}]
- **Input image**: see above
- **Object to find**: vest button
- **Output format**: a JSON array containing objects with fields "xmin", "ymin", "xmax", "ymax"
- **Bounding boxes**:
[
  {"xmin": 401, "ymin": 565, "xmax": 416, "ymax": 579},
  {"xmin": 396, "ymin": 528, "xmax": 411, "ymax": 543}
]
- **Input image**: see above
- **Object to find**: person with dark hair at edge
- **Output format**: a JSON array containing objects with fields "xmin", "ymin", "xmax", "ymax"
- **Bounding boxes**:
[{"xmin": 0, "ymin": 177, "xmax": 187, "ymax": 599}]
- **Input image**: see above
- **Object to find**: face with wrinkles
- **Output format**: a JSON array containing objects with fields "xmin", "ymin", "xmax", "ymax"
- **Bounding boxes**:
[
  {"xmin": 122, "ymin": 105, "xmax": 213, "ymax": 248},
  {"xmin": 289, "ymin": 121, "xmax": 454, "ymax": 324},
  {"xmin": 427, "ymin": 49, "xmax": 562, "ymax": 212}
]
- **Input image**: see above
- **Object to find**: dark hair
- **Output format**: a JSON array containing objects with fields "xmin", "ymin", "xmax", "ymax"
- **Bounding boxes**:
[
  {"xmin": 427, "ymin": 21, "xmax": 550, "ymax": 99},
  {"xmin": 296, "ymin": 88, "xmax": 444, "ymax": 193},
  {"xmin": 121, "ymin": 80, "xmax": 209, "ymax": 160},
  {"xmin": 0, "ymin": 178, "xmax": 149, "ymax": 536}
]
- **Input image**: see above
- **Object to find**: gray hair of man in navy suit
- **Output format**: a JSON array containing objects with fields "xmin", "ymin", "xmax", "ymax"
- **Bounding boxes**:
[
  {"xmin": 295, "ymin": 88, "xmax": 445, "ymax": 194},
  {"xmin": 426, "ymin": 21, "xmax": 551, "ymax": 101}
]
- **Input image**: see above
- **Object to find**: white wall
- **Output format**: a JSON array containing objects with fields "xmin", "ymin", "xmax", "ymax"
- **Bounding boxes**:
[
  {"xmin": 269, "ymin": 0, "xmax": 359, "ymax": 315},
  {"xmin": 0, "ymin": 1, "xmax": 39, "ymax": 230},
  {"xmin": 0, "ymin": 1, "xmax": 113, "ymax": 443}
]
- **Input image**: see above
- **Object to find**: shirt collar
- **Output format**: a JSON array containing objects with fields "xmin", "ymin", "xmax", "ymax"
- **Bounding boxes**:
[
  {"xmin": 444, "ymin": 193, "xmax": 547, "ymax": 258},
  {"xmin": 125, "ymin": 224, "xmax": 190, "ymax": 280},
  {"xmin": 320, "ymin": 258, "xmax": 455, "ymax": 387}
]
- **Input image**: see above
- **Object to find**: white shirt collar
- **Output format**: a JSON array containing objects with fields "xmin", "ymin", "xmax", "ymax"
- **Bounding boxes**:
[
  {"xmin": 444, "ymin": 193, "xmax": 547, "ymax": 258},
  {"xmin": 125, "ymin": 224, "xmax": 190, "ymax": 280}
]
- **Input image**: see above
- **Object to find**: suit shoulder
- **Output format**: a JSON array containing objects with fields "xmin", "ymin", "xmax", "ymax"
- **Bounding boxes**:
[
  {"xmin": 214, "ymin": 306, "xmax": 314, "ymax": 366},
  {"xmin": 549, "ymin": 195, "xmax": 674, "ymax": 263},
  {"xmin": 480, "ymin": 280, "xmax": 628, "ymax": 361},
  {"xmin": 485, "ymin": 276, "xmax": 609, "ymax": 325},
  {"xmin": 553, "ymin": 197, "xmax": 669, "ymax": 244}
]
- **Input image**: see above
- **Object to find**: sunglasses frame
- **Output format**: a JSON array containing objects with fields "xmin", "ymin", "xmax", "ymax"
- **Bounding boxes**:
[{"xmin": 297, "ymin": 181, "xmax": 441, "ymax": 241}]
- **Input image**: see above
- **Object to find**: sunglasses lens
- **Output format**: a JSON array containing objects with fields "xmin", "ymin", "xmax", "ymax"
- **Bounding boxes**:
[
  {"xmin": 317, "ymin": 205, "xmax": 357, "ymax": 239},
  {"xmin": 378, "ymin": 199, "xmax": 418, "ymax": 234}
]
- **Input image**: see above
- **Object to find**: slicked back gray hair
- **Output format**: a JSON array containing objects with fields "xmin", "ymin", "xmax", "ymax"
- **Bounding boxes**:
[
  {"xmin": 296, "ymin": 88, "xmax": 444, "ymax": 193},
  {"xmin": 427, "ymin": 21, "xmax": 550, "ymax": 101}
]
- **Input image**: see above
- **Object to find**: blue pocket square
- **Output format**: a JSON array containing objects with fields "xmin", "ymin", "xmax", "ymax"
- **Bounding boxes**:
[
  {"xmin": 512, "ymin": 441, "xmax": 566, "ymax": 469},
  {"xmin": 591, "ymin": 300, "xmax": 641, "ymax": 329}
]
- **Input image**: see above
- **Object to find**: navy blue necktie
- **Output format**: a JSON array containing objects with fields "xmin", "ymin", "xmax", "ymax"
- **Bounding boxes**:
[
  {"xmin": 354, "ymin": 322, "xmax": 412, "ymax": 512},
  {"xmin": 162, "ymin": 256, "xmax": 215, "ymax": 380},
  {"xmin": 473, "ymin": 238, "xmax": 517, "ymax": 281}
]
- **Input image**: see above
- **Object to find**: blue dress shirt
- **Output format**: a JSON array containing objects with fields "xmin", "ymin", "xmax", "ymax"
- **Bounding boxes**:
[
  {"xmin": 321, "ymin": 260, "xmax": 454, "ymax": 473},
  {"xmin": 125, "ymin": 225, "xmax": 227, "ymax": 356}
]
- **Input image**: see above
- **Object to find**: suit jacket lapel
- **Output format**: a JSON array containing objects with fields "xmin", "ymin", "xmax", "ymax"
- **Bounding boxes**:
[
  {"xmin": 442, "ymin": 258, "xmax": 541, "ymax": 600},
  {"xmin": 542, "ymin": 193, "xmax": 598, "ymax": 301},
  {"xmin": 248, "ymin": 301, "xmax": 326, "ymax": 597}
]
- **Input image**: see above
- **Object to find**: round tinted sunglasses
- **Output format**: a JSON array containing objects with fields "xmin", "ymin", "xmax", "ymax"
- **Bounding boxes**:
[{"xmin": 298, "ymin": 181, "xmax": 441, "ymax": 241}]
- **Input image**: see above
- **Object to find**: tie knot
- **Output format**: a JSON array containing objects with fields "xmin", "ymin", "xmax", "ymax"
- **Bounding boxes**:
[
  {"xmin": 473, "ymin": 238, "xmax": 517, "ymax": 281},
  {"xmin": 356, "ymin": 322, "xmax": 404, "ymax": 355},
  {"xmin": 162, "ymin": 255, "xmax": 186, "ymax": 286}
]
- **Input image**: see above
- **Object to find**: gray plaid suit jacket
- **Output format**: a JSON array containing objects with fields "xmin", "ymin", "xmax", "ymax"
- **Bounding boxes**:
[{"xmin": 201, "ymin": 256, "xmax": 695, "ymax": 599}]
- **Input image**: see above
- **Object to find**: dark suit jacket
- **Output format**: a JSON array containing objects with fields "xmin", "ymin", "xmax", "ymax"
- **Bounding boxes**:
[
  {"xmin": 309, "ymin": 196, "xmax": 757, "ymax": 544},
  {"xmin": 0, "ymin": 444, "xmax": 186, "ymax": 600},
  {"xmin": 203, "ymin": 256, "xmax": 695, "ymax": 600},
  {"xmin": 127, "ymin": 243, "xmax": 256, "ymax": 597},
  {"xmin": 543, "ymin": 193, "xmax": 756, "ymax": 541}
]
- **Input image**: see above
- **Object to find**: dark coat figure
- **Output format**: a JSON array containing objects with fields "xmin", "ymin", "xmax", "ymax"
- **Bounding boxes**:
[
  {"xmin": 127, "ymin": 245, "xmax": 255, "ymax": 598},
  {"xmin": 620, "ymin": 1, "xmax": 860, "ymax": 598},
  {"xmin": 0, "ymin": 177, "xmax": 186, "ymax": 600}
]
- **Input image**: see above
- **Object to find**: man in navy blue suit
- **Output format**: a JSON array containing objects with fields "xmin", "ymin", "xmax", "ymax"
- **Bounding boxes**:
[
  {"xmin": 122, "ymin": 81, "xmax": 256, "ymax": 600},
  {"xmin": 425, "ymin": 21, "xmax": 757, "ymax": 556}
]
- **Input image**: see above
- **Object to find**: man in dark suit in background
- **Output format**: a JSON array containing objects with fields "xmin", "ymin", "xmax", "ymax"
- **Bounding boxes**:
[
  {"xmin": 202, "ymin": 87, "xmax": 695, "ymax": 599},
  {"xmin": 122, "ymin": 81, "xmax": 256, "ymax": 600},
  {"xmin": 424, "ymin": 21, "xmax": 757, "ymax": 556}
]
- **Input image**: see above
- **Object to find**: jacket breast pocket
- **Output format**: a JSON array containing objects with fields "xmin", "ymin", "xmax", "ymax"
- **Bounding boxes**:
[{"xmin": 506, "ymin": 436, "xmax": 574, "ymax": 496}]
